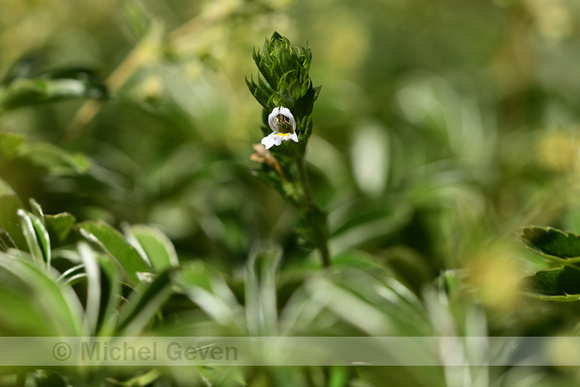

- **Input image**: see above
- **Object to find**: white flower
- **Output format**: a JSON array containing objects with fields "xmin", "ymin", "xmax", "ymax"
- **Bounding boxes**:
[{"xmin": 261, "ymin": 107, "xmax": 298, "ymax": 149}]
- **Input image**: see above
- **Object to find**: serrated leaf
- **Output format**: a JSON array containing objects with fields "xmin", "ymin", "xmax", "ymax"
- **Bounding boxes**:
[
  {"xmin": 520, "ymin": 226, "xmax": 580, "ymax": 260},
  {"xmin": 79, "ymin": 221, "xmax": 150, "ymax": 285},
  {"xmin": 520, "ymin": 266, "xmax": 580, "ymax": 301}
]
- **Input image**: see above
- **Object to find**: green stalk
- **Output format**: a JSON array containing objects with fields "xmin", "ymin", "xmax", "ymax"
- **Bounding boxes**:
[{"xmin": 296, "ymin": 157, "xmax": 330, "ymax": 268}]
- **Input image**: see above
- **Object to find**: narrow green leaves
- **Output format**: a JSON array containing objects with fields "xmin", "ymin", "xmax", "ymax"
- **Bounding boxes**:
[
  {"xmin": 247, "ymin": 33, "xmax": 329, "ymax": 267},
  {"xmin": 117, "ymin": 270, "xmax": 173, "ymax": 335},
  {"xmin": 18, "ymin": 209, "xmax": 51, "ymax": 266},
  {"xmin": 247, "ymin": 32, "xmax": 320, "ymax": 133}
]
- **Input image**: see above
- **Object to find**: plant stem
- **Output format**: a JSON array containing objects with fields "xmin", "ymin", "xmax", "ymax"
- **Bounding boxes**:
[
  {"xmin": 296, "ymin": 157, "xmax": 330, "ymax": 268},
  {"xmin": 297, "ymin": 157, "xmax": 315, "ymax": 207}
]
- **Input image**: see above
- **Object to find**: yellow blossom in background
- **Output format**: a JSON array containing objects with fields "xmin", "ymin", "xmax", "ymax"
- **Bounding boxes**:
[{"xmin": 537, "ymin": 130, "xmax": 580, "ymax": 172}]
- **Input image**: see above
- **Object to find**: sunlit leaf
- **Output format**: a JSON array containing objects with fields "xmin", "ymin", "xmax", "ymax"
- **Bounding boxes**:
[
  {"xmin": 128, "ymin": 225, "xmax": 179, "ymax": 272},
  {"xmin": 79, "ymin": 221, "xmax": 150, "ymax": 285},
  {"xmin": 17, "ymin": 209, "xmax": 44, "ymax": 263},
  {"xmin": 28, "ymin": 211, "xmax": 51, "ymax": 266}
]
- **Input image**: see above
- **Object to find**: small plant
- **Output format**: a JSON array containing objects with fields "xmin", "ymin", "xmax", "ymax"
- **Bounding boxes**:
[{"xmin": 246, "ymin": 32, "xmax": 329, "ymax": 267}]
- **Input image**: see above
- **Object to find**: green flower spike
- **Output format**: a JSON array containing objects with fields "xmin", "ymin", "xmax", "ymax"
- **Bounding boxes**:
[{"xmin": 247, "ymin": 32, "xmax": 329, "ymax": 268}]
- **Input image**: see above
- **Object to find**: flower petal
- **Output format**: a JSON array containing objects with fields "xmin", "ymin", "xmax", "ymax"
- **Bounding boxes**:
[
  {"xmin": 268, "ymin": 107, "xmax": 281, "ymax": 132},
  {"xmin": 273, "ymin": 134, "xmax": 284, "ymax": 146},
  {"xmin": 261, "ymin": 133, "xmax": 278, "ymax": 149},
  {"xmin": 279, "ymin": 107, "xmax": 296, "ymax": 131},
  {"xmin": 267, "ymin": 106, "xmax": 296, "ymax": 133},
  {"xmin": 289, "ymin": 132, "xmax": 299, "ymax": 143}
]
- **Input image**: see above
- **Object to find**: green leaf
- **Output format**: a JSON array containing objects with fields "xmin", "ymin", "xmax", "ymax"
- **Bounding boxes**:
[
  {"xmin": 113, "ymin": 369, "xmax": 161, "ymax": 387},
  {"xmin": 245, "ymin": 247, "xmax": 281, "ymax": 336},
  {"xmin": 0, "ymin": 179, "xmax": 26, "ymax": 250},
  {"xmin": 17, "ymin": 209, "xmax": 44, "ymax": 264},
  {"xmin": 0, "ymin": 68, "xmax": 107, "ymax": 110},
  {"xmin": 0, "ymin": 252, "xmax": 84, "ymax": 336},
  {"xmin": 1, "ymin": 54, "xmax": 44, "ymax": 86},
  {"xmin": 520, "ymin": 226, "xmax": 580, "ymax": 261},
  {"xmin": 18, "ymin": 141, "xmax": 90, "ymax": 175},
  {"xmin": 117, "ymin": 270, "xmax": 173, "ymax": 335},
  {"xmin": 129, "ymin": 225, "xmax": 179, "ymax": 272},
  {"xmin": 0, "ymin": 131, "xmax": 25, "ymax": 159},
  {"xmin": 328, "ymin": 366, "xmax": 349, "ymax": 387},
  {"xmin": 28, "ymin": 211, "xmax": 51, "ymax": 266},
  {"xmin": 198, "ymin": 366, "xmax": 246, "ymax": 387},
  {"xmin": 79, "ymin": 221, "xmax": 150, "ymax": 285},
  {"xmin": 44, "ymin": 212, "xmax": 76, "ymax": 245},
  {"xmin": 78, "ymin": 243, "xmax": 102, "ymax": 335},
  {"xmin": 29, "ymin": 198, "xmax": 44, "ymax": 219},
  {"xmin": 520, "ymin": 266, "xmax": 580, "ymax": 301},
  {"xmin": 34, "ymin": 370, "xmax": 67, "ymax": 387},
  {"xmin": 174, "ymin": 262, "xmax": 243, "ymax": 327},
  {"xmin": 95, "ymin": 253, "xmax": 122, "ymax": 336},
  {"xmin": 75, "ymin": 244, "xmax": 121, "ymax": 336}
]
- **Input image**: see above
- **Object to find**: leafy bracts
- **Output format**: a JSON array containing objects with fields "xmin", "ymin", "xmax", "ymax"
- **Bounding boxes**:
[{"xmin": 247, "ymin": 32, "xmax": 329, "ymax": 267}]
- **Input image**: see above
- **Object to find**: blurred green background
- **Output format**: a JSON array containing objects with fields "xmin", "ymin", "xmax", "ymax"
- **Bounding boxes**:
[{"xmin": 3, "ymin": 0, "xmax": 580, "ymax": 385}]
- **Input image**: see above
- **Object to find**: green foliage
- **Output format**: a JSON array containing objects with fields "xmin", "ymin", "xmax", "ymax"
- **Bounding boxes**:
[
  {"xmin": 247, "ymin": 32, "xmax": 328, "ymax": 266},
  {"xmin": 0, "ymin": 58, "xmax": 107, "ymax": 112},
  {"xmin": 2, "ymin": 0, "xmax": 580, "ymax": 385},
  {"xmin": 79, "ymin": 221, "xmax": 151, "ymax": 285},
  {"xmin": 519, "ymin": 227, "xmax": 580, "ymax": 300},
  {"xmin": 521, "ymin": 227, "xmax": 580, "ymax": 261},
  {"xmin": 247, "ymin": 32, "xmax": 321, "ymax": 149}
]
